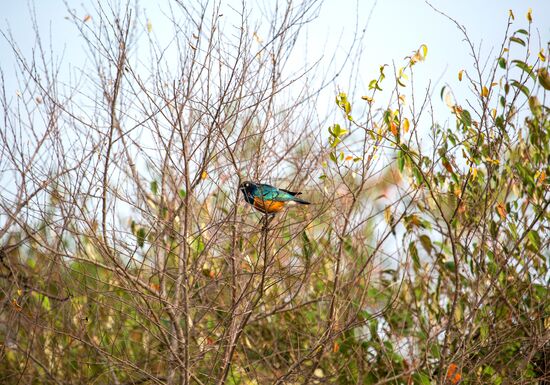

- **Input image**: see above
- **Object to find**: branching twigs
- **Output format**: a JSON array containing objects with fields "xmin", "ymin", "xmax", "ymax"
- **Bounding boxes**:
[{"xmin": 1, "ymin": 1, "xmax": 547, "ymax": 384}]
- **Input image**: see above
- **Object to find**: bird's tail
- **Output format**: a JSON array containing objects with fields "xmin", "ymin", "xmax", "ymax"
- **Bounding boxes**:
[
  {"xmin": 279, "ymin": 188, "xmax": 301, "ymax": 196},
  {"xmin": 280, "ymin": 187, "xmax": 310, "ymax": 204}
]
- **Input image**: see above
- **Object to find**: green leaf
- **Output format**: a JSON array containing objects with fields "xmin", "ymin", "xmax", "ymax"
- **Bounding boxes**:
[
  {"xmin": 301, "ymin": 231, "xmax": 313, "ymax": 261},
  {"xmin": 459, "ymin": 109, "xmax": 472, "ymax": 128},
  {"xmin": 150, "ymin": 180, "xmax": 158, "ymax": 195},
  {"xmin": 136, "ymin": 228, "xmax": 146, "ymax": 248},
  {"xmin": 480, "ymin": 323, "xmax": 489, "ymax": 340},
  {"xmin": 419, "ymin": 235, "xmax": 432, "ymax": 254},
  {"xmin": 329, "ymin": 123, "xmax": 348, "ymax": 138},
  {"xmin": 179, "ymin": 189, "xmax": 187, "ymax": 198},
  {"xmin": 495, "ymin": 116, "xmax": 504, "ymax": 129},
  {"xmin": 329, "ymin": 136, "xmax": 341, "ymax": 148},
  {"xmin": 369, "ymin": 79, "xmax": 382, "ymax": 91},
  {"xmin": 397, "ymin": 150, "xmax": 405, "ymax": 172},
  {"xmin": 498, "ymin": 57, "xmax": 506, "ymax": 69},
  {"xmin": 444, "ymin": 261, "xmax": 456, "ymax": 273},
  {"xmin": 190, "ymin": 236, "xmax": 205, "ymax": 254},
  {"xmin": 510, "ymin": 80, "xmax": 530, "ymax": 97},
  {"xmin": 32, "ymin": 292, "xmax": 51, "ymax": 311},
  {"xmin": 409, "ymin": 242, "xmax": 420, "ymax": 270},
  {"xmin": 440, "ymin": 85, "xmax": 447, "ymax": 100},
  {"xmin": 335, "ymin": 93, "xmax": 352, "ymax": 115},
  {"xmin": 412, "ymin": 372, "xmax": 432, "ymax": 385},
  {"xmin": 483, "ymin": 365, "xmax": 496, "ymax": 376},
  {"xmin": 412, "ymin": 166, "xmax": 423, "ymax": 185},
  {"xmin": 527, "ymin": 230, "xmax": 541, "ymax": 249},
  {"xmin": 510, "ymin": 36, "xmax": 526, "ymax": 46},
  {"xmin": 515, "ymin": 28, "xmax": 529, "ymax": 35},
  {"xmin": 511, "ymin": 60, "xmax": 535, "ymax": 80}
]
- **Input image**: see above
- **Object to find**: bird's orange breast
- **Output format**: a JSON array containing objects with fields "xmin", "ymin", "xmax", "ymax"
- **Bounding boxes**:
[{"xmin": 253, "ymin": 197, "xmax": 285, "ymax": 213}]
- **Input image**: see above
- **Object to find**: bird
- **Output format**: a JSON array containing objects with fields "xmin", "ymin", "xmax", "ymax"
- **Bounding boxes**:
[{"xmin": 239, "ymin": 181, "xmax": 310, "ymax": 214}]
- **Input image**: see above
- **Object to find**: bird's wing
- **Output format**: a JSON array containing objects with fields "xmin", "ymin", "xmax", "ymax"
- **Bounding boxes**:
[{"xmin": 258, "ymin": 184, "xmax": 295, "ymax": 201}]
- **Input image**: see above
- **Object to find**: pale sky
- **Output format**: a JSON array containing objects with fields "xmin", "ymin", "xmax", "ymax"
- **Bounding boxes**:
[{"xmin": 1, "ymin": 0, "xmax": 549, "ymax": 125}]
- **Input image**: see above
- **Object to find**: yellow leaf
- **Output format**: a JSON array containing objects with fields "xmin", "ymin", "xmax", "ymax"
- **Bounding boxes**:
[
  {"xmin": 471, "ymin": 167, "xmax": 478, "ymax": 178},
  {"xmin": 345, "ymin": 155, "xmax": 353, "ymax": 161},
  {"xmin": 399, "ymin": 94, "xmax": 406, "ymax": 103},
  {"xmin": 403, "ymin": 118, "xmax": 410, "ymax": 133},
  {"xmin": 538, "ymin": 68, "xmax": 550, "ymax": 90},
  {"xmin": 482, "ymin": 86, "xmax": 489, "ymax": 97},
  {"xmin": 420, "ymin": 44, "xmax": 428, "ymax": 59},
  {"xmin": 147, "ymin": 20, "xmax": 152, "ymax": 32},
  {"xmin": 491, "ymin": 109, "xmax": 497, "ymax": 119},
  {"xmin": 201, "ymin": 171, "xmax": 208, "ymax": 180},
  {"xmin": 384, "ymin": 206, "xmax": 392, "ymax": 224},
  {"xmin": 361, "ymin": 95, "xmax": 374, "ymax": 103},
  {"xmin": 458, "ymin": 70, "xmax": 464, "ymax": 81},
  {"xmin": 526, "ymin": 8, "xmax": 532, "ymax": 22},
  {"xmin": 11, "ymin": 298, "xmax": 22, "ymax": 312},
  {"xmin": 333, "ymin": 341, "xmax": 340, "ymax": 353},
  {"xmin": 539, "ymin": 49, "xmax": 547, "ymax": 62},
  {"xmin": 496, "ymin": 202, "xmax": 507, "ymax": 220},
  {"xmin": 83, "ymin": 15, "xmax": 92, "ymax": 23},
  {"xmin": 509, "ymin": 9, "xmax": 515, "ymax": 20}
]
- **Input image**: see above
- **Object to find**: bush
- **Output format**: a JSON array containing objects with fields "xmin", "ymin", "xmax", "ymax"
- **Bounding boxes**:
[{"xmin": 1, "ymin": 2, "xmax": 548, "ymax": 384}]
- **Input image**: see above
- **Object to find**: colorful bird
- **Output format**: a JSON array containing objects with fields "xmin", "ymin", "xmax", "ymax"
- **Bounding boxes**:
[{"xmin": 239, "ymin": 181, "xmax": 310, "ymax": 214}]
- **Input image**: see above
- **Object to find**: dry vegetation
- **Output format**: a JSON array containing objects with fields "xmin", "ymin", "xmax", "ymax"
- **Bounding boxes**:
[{"xmin": 0, "ymin": 1, "xmax": 548, "ymax": 384}]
